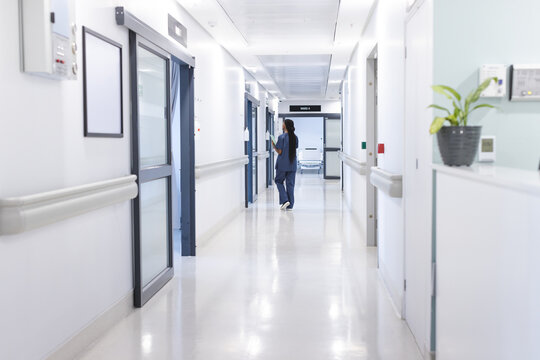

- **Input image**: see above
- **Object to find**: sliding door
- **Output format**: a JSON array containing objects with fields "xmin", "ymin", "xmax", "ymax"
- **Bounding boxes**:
[
  {"xmin": 252, "ymin": 105, "xmax": 258, "ymax": 201},
  {"xmin": 323, "ymin": 117, "xmax": 341, "ymax": 179},
  {"xmin": 266, "ymin": 109, "xmax": 274, "ymax": 187},
  {"xmin": 130, "ymin": 33, "xmax": 173, "ymax": 307}
]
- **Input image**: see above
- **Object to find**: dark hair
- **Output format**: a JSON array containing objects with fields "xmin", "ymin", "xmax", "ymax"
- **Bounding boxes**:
[{"xmin": 284, "ymin": 119, "xmax": 297, "ymax": 163}]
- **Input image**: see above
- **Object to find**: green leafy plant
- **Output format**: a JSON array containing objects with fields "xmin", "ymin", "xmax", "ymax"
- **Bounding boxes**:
[{"xmin": 428, "ymin": 77, "xmax": 498, "ymax": 134}]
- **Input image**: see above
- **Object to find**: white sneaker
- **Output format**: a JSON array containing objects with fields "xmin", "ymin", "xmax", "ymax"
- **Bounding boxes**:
[{"xmin": 280, "ymin": 201, "xmax": 290, "ymax": 210}]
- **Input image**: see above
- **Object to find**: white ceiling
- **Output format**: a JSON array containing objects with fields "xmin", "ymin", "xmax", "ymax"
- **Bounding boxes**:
[
  {"xmin": 260, "ymin": 55, "xmax": 331, "ymax": 98},
  {"xmin": 216, "ymin": 0, "xmax": 339, "ymax": 45},
  {"xmin": 177, "ymin": 0, "xmax": 375, "ymax": 100}
]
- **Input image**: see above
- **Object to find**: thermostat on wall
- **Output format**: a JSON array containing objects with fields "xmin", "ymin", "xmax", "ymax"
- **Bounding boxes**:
[
  {"xmin": 479, "ymin": 65, "xmax": 507, "ymax": 98},
  {"xmin": 478, "ymin": 136, "xmax": 496, "ymax": 162}
]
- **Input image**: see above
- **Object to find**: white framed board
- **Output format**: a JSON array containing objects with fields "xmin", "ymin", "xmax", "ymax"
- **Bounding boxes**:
[{"xmin": 83, "ymin": 27, "xmax": 123, "ymax": 137}]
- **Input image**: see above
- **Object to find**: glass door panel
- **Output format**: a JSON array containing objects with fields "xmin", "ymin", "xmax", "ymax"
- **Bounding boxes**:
[
  {"xmin": 131, "ymin": 33, "xmax": 174, "ymax": 307},
  {"xmin": 325, "ymin": 118, "xmax": 341, "ymax": 148},
  {"xmin": 324, "ymin": 151, "xmax": 341, "ymax": 178},
  {"xmin": 138, "ymin": 46, "xmax": 168, "ymax": 168},
  {"xmin": 324, "ymin": 117, "xmax": 341, "ymax": 179},
  {"xmin": 140, "ymin": 178, "xmax": 169, "ymax": 286}
]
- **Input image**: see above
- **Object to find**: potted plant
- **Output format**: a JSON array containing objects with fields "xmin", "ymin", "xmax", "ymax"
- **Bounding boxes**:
[{"xmin": 429, "ymin": 77, "xmax": 497, "ymax": 166}]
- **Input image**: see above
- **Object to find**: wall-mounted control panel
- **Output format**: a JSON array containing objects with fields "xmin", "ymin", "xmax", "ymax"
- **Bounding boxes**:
[
  {"xmin": 19, "ymin": 0, "xmax": 77, "ymax": 80},
  {"xmin": 479, "ymin": 64, "xmax": 507, "ymax": 98},
  {"xmin": 510, "ymin": 65, "xmax": 540, "ymax": 102}
]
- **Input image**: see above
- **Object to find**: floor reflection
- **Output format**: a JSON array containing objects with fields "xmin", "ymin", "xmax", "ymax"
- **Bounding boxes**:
[{"xmin": 78, "ymin": 173, "xmax": 422, "ymax": 360}]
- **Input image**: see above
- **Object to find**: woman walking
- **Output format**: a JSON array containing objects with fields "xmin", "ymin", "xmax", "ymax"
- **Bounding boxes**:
[{"xmin": 272, "ymin": 119, "xmax": 299, "ymax": 210}]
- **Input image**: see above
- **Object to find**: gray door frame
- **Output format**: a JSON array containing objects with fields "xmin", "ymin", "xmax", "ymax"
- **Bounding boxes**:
[
  {"xmin": 119, "ymin": 7, "xmax": 196, "ymax": 308},
  {"xmin": 129, "ymin": 33, "xmax": 174, "ymax": 308},
  {"xmin": 366, "ymin": 45, "xmax": 378, "ymax": 248},
  {"xmin": 323, "ymin": 117, "xmax": 341, "ymax": 180}
]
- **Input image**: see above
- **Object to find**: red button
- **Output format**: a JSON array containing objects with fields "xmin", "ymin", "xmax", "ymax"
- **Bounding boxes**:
[{"xmin": 378, "ymin": 143, "xmax": 385, "ymax": 154}]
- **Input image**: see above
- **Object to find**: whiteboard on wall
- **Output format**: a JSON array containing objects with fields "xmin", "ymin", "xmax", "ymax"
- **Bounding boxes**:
[{"xmin": 83, "ymin": 27, "xmax": 123, "ymax": 137}]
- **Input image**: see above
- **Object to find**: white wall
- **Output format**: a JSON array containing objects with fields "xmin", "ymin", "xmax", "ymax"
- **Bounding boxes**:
[
  {"xmin": 191, "ymin": 20, "xmax": 246, "ymax": 240},
  {"xmin": 341, "ymin": 0, "xmax": 407, "ymax": 316},
  {"xmin": 290, "ymin": 117, "xmax": 324, "ymax": 150},
  {"xmin": 433, "ymin": 0, "xmax": 540, "ymax": 171},
  {"xmin": 0, "ymin": 0, "xmax": 251, "ymax": 358},
  {"xmin": 436, "ymin": 168, "xmax": 540, "ymax": 360},
  {"xmin": 0, "ymin": 2, "xmax": 132, "ymax": 359}
]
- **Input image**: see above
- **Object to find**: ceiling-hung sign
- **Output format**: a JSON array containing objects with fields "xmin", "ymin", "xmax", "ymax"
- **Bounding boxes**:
[
  {"xmin": 290, "ymin": 105, "xmax": 322, "ymax": 112},
  {"xmin": 168, "ymin": 14, "xmax": 187, "ymax": 47}
]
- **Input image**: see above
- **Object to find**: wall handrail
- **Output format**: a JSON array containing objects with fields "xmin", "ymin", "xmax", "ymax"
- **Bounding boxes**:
[
  {"xmin": 369, "ymin": 167, "xmax": 403, "ymax": 198},
  {"xmin": 195, "ymin": 155, "xmax": 249, "ymax": 179},
  {"xmin": 255, "ymin": 151, "xmax": 270, "ymax": 159},
  {"xmin": 338, "ymin": 151, "xmax": 368, "ymax": 175},
  {"xmin": 0, "ymin": 175, "xmax": 138, "ymax": 236}
]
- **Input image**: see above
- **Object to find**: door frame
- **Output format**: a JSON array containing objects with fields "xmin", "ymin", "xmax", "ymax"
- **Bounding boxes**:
[
  {"xmin": 366, "ymin": 45, "xmax": 378, "ymax": 247},
  {"xmin": 118, "ymin": 8, "xmax": 196, "ymax": 308},
  {"xmin": 129, "ymin": 33, "xmax": 174, "ymax": 308},
  {"xmin": 252, "ymin": 104, "xmax": 258, "ymax": 201},
  {"xmin": 266, "ymin": 108, "xmax": 275, "ymax": 187},
  {"xmin": 323, "ymin": 116, "xmax": 341, "ymax": 180},
  {"xmin": 244, "ymin": 93, "xmax": 260, "ymax": 206},
  {"xmin": 175, "ymin": 59, "xmax": 196, "ymax": 257},
  {"xmin": 403, "ymin": 0, "xmax": 435, "ymax": 355}
]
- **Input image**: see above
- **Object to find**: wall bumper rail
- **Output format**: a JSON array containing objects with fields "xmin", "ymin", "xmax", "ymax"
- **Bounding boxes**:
[
  {"xmin": 255, "ymin": 151, "xmax": 270, "ymax": 160},
  {"xmin": 195, "ymin": 155, "xmax": 249, "ymax": 179},
  {"xmin": 338, "ymin": 151, "xmax": 367, "ymax": 175},
  {"xmin": 0, "ymin": 175, "xmax": 138, "ymax": 235},
  {"xmin": 369, "ymin": 167, "xmax": 403, "ymax": 198}
]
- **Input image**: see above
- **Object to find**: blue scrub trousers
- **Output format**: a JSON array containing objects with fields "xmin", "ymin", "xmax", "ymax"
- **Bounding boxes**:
[{"xmin": 275, "ymin": 170, "xmax": 296, "ymax": 209}]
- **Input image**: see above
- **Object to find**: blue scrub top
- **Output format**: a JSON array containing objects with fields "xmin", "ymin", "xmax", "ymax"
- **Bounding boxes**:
[{"xmin": 275, "ymin": 133, "xmax": 299, "ymax": 171}]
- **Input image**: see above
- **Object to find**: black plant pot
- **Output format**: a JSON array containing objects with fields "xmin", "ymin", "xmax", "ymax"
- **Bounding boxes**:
[{"xmin": 437, "ymin": 126, "xmax": 481, "ymax": 166}]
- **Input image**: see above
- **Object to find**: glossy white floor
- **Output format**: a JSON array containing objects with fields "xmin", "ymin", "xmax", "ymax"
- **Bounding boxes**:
[{"xmin": 78, "ymin": 174, "xmax": 423, "ymax": 360}]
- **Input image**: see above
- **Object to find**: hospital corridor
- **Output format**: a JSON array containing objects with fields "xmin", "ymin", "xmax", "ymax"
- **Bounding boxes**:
[
  {"xmin": 77, "ymin": 175, "xmax": 422, "ymax": 360},
  {"xmin": 1, "ymin": 0, "xmax": 540, "ymax": 359}
]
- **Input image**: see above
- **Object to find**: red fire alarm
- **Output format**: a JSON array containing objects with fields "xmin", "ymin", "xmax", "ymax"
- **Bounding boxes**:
[{"xmin": 378, "ymin": 143, "xmax": 385, "ymax": 154}]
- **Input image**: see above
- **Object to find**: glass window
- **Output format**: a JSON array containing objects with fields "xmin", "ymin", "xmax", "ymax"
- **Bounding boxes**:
[{"xmin": 138, "ymin": 46, "xmax": 168, "ymax": 167}]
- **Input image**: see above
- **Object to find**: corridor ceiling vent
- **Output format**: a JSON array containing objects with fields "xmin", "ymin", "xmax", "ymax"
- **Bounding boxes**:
[{"xmin": 177, "ymin": 0, "xmax": 375, "ymax": 100}]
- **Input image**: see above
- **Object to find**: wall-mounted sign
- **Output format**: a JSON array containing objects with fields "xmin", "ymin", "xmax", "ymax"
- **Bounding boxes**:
[
  {"xmin": 83, "ymin": 27, "xmax": 123, "ymax": 138},
  {"xmin": 168, "ymin": 14, "xmax": 187, "ymax": 47},
  {"xmin": 290, "ymin": 105, "xmax": 322, "ymax": 112}
]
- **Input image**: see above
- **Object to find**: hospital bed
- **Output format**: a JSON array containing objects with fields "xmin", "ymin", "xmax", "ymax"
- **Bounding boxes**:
[{"xmin": 298, "ymin": 148, "xmax": 323, "ymax": 174}]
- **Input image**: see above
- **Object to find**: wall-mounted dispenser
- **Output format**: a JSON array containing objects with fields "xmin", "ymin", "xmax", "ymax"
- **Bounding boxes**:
[{"xmin": 19, "ymin": 0, "xmax": 77, "ymax": 80}]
